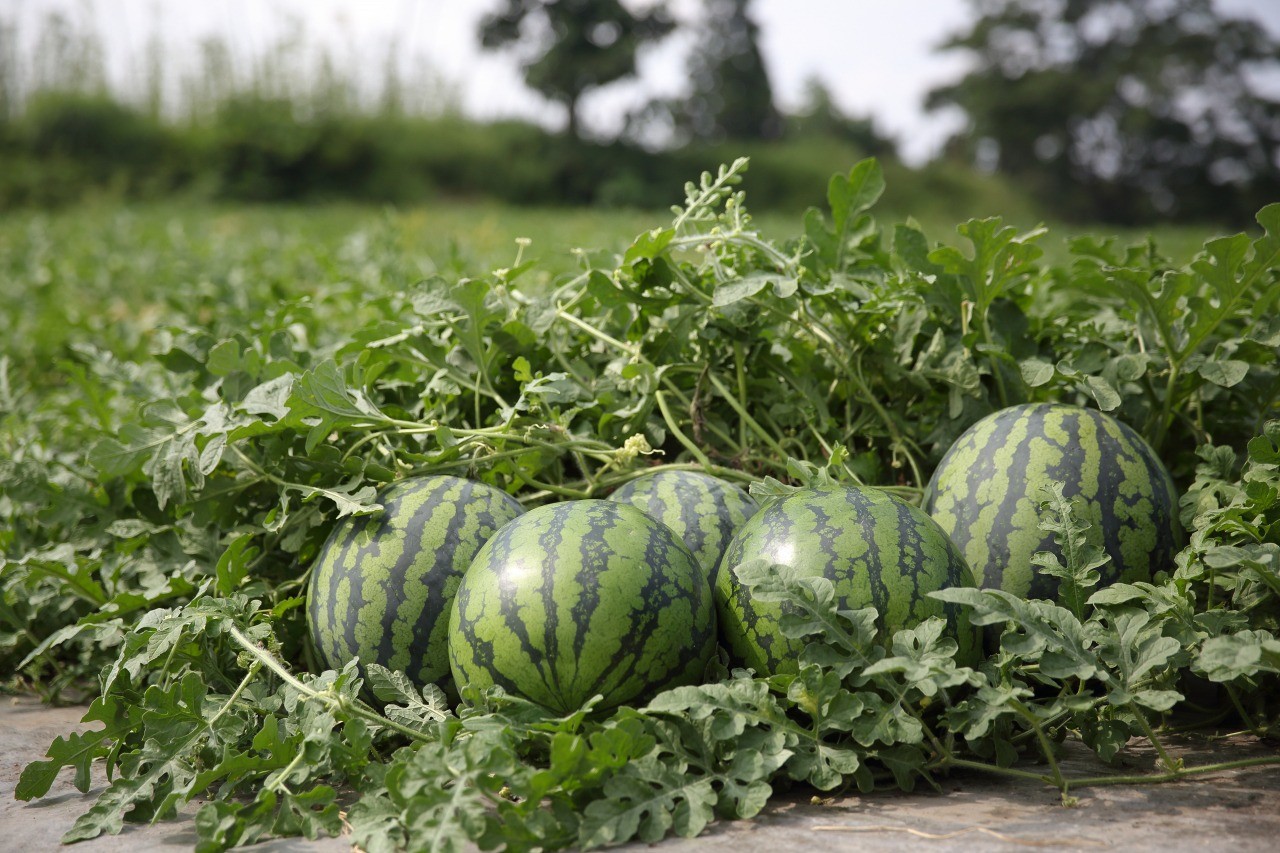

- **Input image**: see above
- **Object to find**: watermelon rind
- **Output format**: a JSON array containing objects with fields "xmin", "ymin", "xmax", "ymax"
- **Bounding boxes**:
[
  {"xmin": 607, "ymin": 468, "xmax": 757, "ymax": 580},
  {"xmin": 715, "ymin": 484, "xmax": 982, "ymax": 676},
  {"xmin": 306, "ymin": 475, "xmax": 524, "ymax": 691},
  {"xmin": 924, "ymin": 403, "xmax": 1181, "ymax": 601},
  {"xmin": 448, "ymin": 499, "xmax": 716, "ymax": 713}
]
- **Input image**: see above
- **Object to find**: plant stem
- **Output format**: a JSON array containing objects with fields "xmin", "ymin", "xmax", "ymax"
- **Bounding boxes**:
[
  {"xmin": 1149, "ymin": 363, "xmax": 1181, "ymax": 453},
  {"xmin": 980, "ymin": 312, "xmax": 1011, "ymax": 408},
  {"xmin": 1064, "ymin": 755, "xmax": 1280, "ymax": 789},
  {"xmin": 656, "ymin": 391, "xmax": 713, "ymax": 468},
  {"xmin": 556, "ymin": 308, "xmax": 639, "ymax": 357},
  {"xmin": 1129, "ymin": 704, "xmax": 1176, "ymax": 771},
  {"xmin": 1010, "ymin": 699, "xmax": 1067, "ymax": 790},
  {"xmin": 944, "ymin": 757, "xmax": 1053, "ymax": 785},
  {"xmin": 735, "ymin": 342, "xmax": 749, "ymax": 449},
  {"xmin": 209, "ymin": 661, "xmax": 262, "ymax": 730},
  {"xmin": 227, "ymin": 624, "xmax": 435, "ymax": 745},
  {"xmin": 706, "ymin": 372, "xmax": 788, "ymax": 459},
  {"xmin": 1224, "ymin": 684, "xmax": 1262, "ymax": 736}
]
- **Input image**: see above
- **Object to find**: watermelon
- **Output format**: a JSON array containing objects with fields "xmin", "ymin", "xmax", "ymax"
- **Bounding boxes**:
[
  {"xmin": 715, "ymin": 485, "xmax": 981, "ymax": 676},
  {"xmin": 924, "ymin": 403, "xmax": 1180, "ymax": 600},
  {"xmin": 448, "ymin": 499, "xmax": 716, "ymax": 713},
  {"xmin": 607, "ymin": 469, "xmax": 757, "ymax": 579},
  {"xmin": 306, "ymin": 475, "xmax": 524, "ymax": 691}
]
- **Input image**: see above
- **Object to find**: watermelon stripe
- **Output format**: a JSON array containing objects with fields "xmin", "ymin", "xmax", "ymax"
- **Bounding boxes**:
[
  {"xmin": 607, "ymin": 469, "xmax": 756, "ymax": 580},
  {"xmin": 449, "ymin": 500, "xmax": 715, "ymax": 713},
  {"xmin": 925, "ymin": 403, "xmax": 1180, "ymax": 602},
  {"xmin": 717, "ymin": 485, "xmax": 981, "ymax": 675},
  {"xmin": 306, "ymin": 476, "xmax": 523, "ymax": 691}
]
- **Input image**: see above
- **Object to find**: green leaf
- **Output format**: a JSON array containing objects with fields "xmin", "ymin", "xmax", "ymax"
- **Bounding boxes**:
[
  {"xmin": 733, "ymin": 558, "xmax": 880, "ymax": 678},
  {"xmin": 1197, "ymin": 358, "xmax": 1250, "ymax": 387},
  {"xmin": 928, "ymin": 218, "xmax": 1045, "ymax": 314},
  {"xmin": 931, "ymin": 587, "xmax": 1099, "ymax": 680},
  {"xmin": 1083, "ymin": 375, "xmax": 1121, "ymax": 411},
  {"xmin": 365, "ymin": 664, "xmax": 452, "ymax": 730},
  {"xmin": 1030, "ymin": 482, "xmax": 1109, "ymax": 619},
  {"xmin": 214, "ymin": 535, "xmax": 259, "ymax": 595},
  {"xmin": 624, "ymin": 227, "xmax": 675, "ymax": 262},
  {"xmin": 241, "ymin": 374, "xmax": 294, "ymax": 420},
  {"xmin": 206, "ymin": 339, "xmax": 243, "ymax": 377},
  {"xmin": 293, "ymin": 359, "xmax": 384, "ymax": 421},
  {"xmin": 1096, "ymin": 609, "xmax": 1182, "ymax": 710},
  {"xmin": 1020, "ymin": 358, "xmax": 1055, "ymax": 387},
  {"xmin": 1197, "ymin": 630, "xmax": 1280, "ymax": 682},
  {"xmin": 712, "ymin": 273, "xmax": 787, "ymax": 307},
  {"xmin": 579, "ymin": 754, "xmax": 716, "ymax": 847},
  {"xmin": 16, "ymin": 695, "xmax": 138, "ymax": 800}
]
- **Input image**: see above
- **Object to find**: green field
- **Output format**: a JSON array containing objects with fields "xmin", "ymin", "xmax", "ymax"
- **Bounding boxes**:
[
  {"xmin": 0, "ymin": 196, "xmax": 1229, "ymax": 371},
  {"xmin": 3, "ymin": 162, "xmax": 1278, "ymax": 851},
  {"xmin": 1, "ymin": 201, "xmax": 653, "ymax": 363}
]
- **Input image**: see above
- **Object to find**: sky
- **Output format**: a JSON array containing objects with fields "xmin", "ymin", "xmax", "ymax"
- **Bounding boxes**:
[{"xmin": 7, "ymin": 0, "xmax": 1279, "ymax": 164}]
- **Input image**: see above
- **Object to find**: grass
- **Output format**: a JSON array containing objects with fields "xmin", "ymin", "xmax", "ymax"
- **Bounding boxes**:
[{"xmin": 0, "ymin": 197, "xmax": 1241, "ymax": 378}]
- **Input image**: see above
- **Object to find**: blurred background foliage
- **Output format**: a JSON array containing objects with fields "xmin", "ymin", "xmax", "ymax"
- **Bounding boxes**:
[{"xmin": 0, "ymin": 0, "xmax": 1276, "ymax": 224}]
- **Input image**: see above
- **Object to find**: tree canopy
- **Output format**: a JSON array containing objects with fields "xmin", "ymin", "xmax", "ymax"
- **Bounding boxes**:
[
  {"xmin": 479, "ymin": 0, "xmax": 674, "ymax": 142},
  {"xmin": 928, "ymin": 0, "xmax": 1280, "ymax": 223},
  {"xmin": 667, "ymin": 0, "xmax": 781, "ymax": 143}
]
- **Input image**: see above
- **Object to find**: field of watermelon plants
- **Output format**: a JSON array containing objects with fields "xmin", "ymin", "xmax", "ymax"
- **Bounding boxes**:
[{"xmin": 2, "ymin": 158, "xmax": 1279, "ymax": 851}]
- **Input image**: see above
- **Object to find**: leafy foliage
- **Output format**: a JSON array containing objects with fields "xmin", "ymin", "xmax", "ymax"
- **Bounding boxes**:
[
  {"xmin": 928, "ymin": 0, "xmax": 1280, "ymax": 224},
  {"xmin": 478, "ymin": 0, "xmax": 675, "ymax": 142},
  {"xmin": 3, "ymin": 158, "xmax": 1280, "ymax": 849}
]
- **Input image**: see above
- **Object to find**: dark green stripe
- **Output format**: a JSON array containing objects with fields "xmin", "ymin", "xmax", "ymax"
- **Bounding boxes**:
[
  {"xmin": 451, "ymin": 500, "xmax": 713, "ymax": 712},
  {"xmin": 718, "ymin": 485, "xmax": 979, "ymax": 674},
  {"xmin": 306, "ymin": 476, "xmax": 522, "ymax": 687}
]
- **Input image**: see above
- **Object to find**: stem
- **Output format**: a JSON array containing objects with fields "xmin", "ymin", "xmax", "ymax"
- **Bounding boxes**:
[
  {"xmin": 735, "ymin": 343, "xmax": 749, "ymax": 450},
  {"xmin": 209, "ymin": 662, "xmax": 262, "ymax": 730},
  {"xmin": 980, "ymin": 312, "xmax": 1011, "ymax": 408},
  {"xmin": 511, "ymin": 472, "xmax": 590, "ymax": 499},
  {"xmin": 1149, "ymin": 363, "xmax": 1181, "ymax": 454},
  {"xmin": 945, "ymin": 757, "xmax": 1054, "ymax": 785},
  {"xmin": 266, "ymin": 749, "xmax": 306, "ymax": 795},
  {"xmin": 706, "ymin": 372, "xmax": 788, "ymax": 460},
  {"xmin": 851, "ymin": 355, "xmax": 922, "ymax": 486},
  {"xmin": 656, "ymin": 391, "xmax": 713, "ymax": 469},
  {"xmin": 592, "ymin": 462, "xmax": 756, "ymax": 492},
  {"xmin": 1224, "ymin": 684, "xmax": 1263, "ymax": 736},
  {"xmin": 1010, "ymin": 699, "xmax": 1067, "ymax": 790},
  {"xmin": 556, "ymin": 308, "xmax": 639, "ymax": 356},
  {"xmin": 227, "ymin": 625, "xmax": 436, "ymax": 745},
  {"xmin": 664, "ymin": 376, "xmax": 740, "ymax": 452},
  {"xmin": 1065, "ymin": 755, "xmax": 1280, "ymax": 789},
  {"xmin": 1129, "ymin": 703, "xmax": 1176, "ymax": 771}
]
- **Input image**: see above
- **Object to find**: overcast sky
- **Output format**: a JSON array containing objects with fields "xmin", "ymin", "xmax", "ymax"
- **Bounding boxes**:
[{"xmin": 9, "ymin": 0, "xmax": 1279, "ymax": 164}]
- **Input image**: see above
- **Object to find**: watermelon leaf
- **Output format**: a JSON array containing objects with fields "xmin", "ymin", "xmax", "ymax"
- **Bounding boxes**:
[
  {"xmin": 1196, "ymin": 630, "xmax": 1280, "ymax": 682},
  {"xmin": 1031, "ymin": 482, "xmax": 1110, "ymax": 620},
  {"xmin": 365, "ymin": 664, "xmax": 452, "ymax": 730},
  {"xmin": 579, "ymin": 753, "xmax": 717, "ymax": 846}
]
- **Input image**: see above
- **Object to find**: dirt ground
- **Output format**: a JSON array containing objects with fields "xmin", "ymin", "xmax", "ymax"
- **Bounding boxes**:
[{"xmin": 3, "ymin": 695, "xmax": 1278, "ymax": 852}]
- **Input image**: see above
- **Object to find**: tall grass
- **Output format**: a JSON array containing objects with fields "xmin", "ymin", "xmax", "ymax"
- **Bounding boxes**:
[
  {"xmin": 0, "ymin": 6, "xmax": 1043, "ymax": 222},
  {"xmin": 0, "ymin": 6, "xmax": 459, "ymax": 122}
]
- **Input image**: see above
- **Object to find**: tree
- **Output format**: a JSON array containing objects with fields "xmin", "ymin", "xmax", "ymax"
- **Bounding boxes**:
[
  {"xmin": 667, "ymin": 0, "xmax": 782, "ymax": 143},
  {"xmin": 927, "ymin": 0, "xmax": 1280, "ymax": 223},
  {"xmin": 479, "ymin": 0, "xmax": 674, "ymax": 142},
  {"xmin": 788, "ymin": 77, "xmax": 897, "ymax": 158}
]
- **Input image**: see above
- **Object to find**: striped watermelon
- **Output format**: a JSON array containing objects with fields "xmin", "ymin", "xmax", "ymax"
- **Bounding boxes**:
[
  {"xmin": 448, "ymin": 500, "xmax": 716, "ymax": 713},
  {"xmin": 716, "ymin": 485, "xmax": 981, "ymax": 676},
  {"xmin": 306, "ymin": 475, "xmax": 524, "ymax": 691},
  {"xmin": 607, "ymin": 469, "xmax": 757, "ymax": 579},
  {"xmin": 924, "ymin": 403, "xmax": 1180, "ymax": 601}
]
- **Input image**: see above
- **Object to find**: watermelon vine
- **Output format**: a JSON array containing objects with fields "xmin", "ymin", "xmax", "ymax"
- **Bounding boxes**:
[{"xmin": 3, "ymin": 158, "xmax": 1279, "ymax": 850}]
